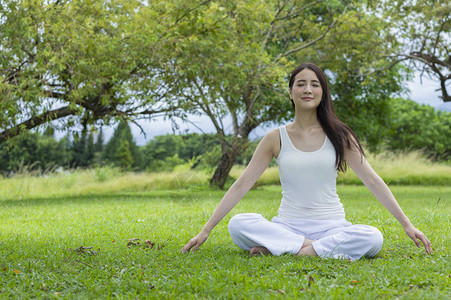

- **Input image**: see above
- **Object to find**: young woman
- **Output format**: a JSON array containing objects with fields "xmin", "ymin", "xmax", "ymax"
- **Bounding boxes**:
[{"xmin": 181, "ymin": 63, "xmax": 432, "ymax": 260}]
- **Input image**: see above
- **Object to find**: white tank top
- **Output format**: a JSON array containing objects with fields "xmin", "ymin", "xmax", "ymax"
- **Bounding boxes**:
[{"xmin": 276, "ymin": 125, "xmax": 346, "ymax": 220}]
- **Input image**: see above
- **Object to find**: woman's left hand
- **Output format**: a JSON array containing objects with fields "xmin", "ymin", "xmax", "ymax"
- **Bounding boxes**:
[{"xmin": 404, "ymin": 225, "xmax": 432, "ymax": 254}]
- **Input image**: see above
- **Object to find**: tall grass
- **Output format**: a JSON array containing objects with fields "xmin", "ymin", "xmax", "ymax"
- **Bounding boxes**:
[
  {"xmin": 1, "ymin": 151, "xmax": 449, "ymax": 202},
  {"xmin": 0, "ymin": 167, "xmax": 208, "ymax": 201},
  {"xmin": 231, "ymin": 150, "xmax": 451, "ymax": 186}
]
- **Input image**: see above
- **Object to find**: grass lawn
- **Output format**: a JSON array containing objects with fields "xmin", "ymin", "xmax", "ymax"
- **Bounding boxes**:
[{"xmin": 1, "ymin": 183, "xmax": 450, "ymax": 299}]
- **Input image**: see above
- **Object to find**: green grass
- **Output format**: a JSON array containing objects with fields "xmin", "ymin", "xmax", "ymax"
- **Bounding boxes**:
[
  {"xmin": 0, "ymin": 175, "xmax": 450, "ymax": 298},
  {"xmin": 0, "ymin": 167, "xmax": 209, "ymax": 201}
]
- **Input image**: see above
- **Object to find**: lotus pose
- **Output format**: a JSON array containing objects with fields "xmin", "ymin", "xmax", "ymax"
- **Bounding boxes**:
[{"xmin": 181, "ymin": 62, "xmax": 432, "ymax": 260}]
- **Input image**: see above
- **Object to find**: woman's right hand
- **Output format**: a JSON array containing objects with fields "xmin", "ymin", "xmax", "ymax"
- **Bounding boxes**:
[{"xmin": 181, "ymin": 230, "xmax": 210, "ymax": 253}]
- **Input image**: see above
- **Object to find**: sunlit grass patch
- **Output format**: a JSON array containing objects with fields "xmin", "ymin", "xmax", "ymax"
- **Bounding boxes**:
[
  {"xmin": 0, "ymin": 184, "xmax": 450, "ymax": 298},
  {"xmin": 340, "ymin": 151, "xmax": 451, "ymax": 185}
]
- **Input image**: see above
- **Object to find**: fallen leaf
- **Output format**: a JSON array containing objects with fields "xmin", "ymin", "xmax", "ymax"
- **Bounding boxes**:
[
  {"xmin": 276, "ymin": 289, "xmax": 286, "ymax": 296},
  {"xmin": 127, "ymin": 238, "xmax": 141, "ymax": 247},
  {"xmin": 145, "ymin": 240, "xmax": 155, "ymax": 249},
  {"xmin": 13, "ymin": 270, "xmax": 20, "ymax": 274},
  {"xmin": 350, "ymin": 280, "xmax": 359, "ymax": 284},
  {"xmin": 308, "ymin": 276, "xmax": 314, "ymax": 287}
]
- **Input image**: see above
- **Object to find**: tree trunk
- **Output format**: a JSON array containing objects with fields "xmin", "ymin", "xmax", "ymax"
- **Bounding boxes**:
[{"xmin": 209, "ymin": 137, "xmax": 247, "ymax": 189}]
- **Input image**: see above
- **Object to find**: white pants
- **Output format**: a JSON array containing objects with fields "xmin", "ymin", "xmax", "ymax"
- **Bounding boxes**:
[{"xmin": 228, "ymin": 213, "xmax": 383, "ymax": 261}]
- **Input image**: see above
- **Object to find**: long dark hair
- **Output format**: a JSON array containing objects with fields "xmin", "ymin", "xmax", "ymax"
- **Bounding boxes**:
[{"xmin": 288, "ymin": 62, "xmax": 364, "ymax": 172}]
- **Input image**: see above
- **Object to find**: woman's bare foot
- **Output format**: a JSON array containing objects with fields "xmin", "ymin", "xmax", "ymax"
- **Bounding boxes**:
[
  {"xmin": 297, "ymin": 239, "xmax": 318, "ymax": 256},
  {"xmin": 301, "ymin": 239, "xmax": 315, "ymax": 249},
  {"xmin": 249, "ymin": 246, "xmax": 270, "ymax": 256}
]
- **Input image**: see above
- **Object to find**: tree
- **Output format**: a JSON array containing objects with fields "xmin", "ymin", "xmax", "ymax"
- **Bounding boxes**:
[
  {"xmin": 387, "ymin": 98, "xmax": 451, "ymax": 161},
  {"xmin": 70, "ymin": 131, "xmax": 88, "ymax": 167},
  {"xmin": 380, "ymin": 0, "xmax": 451, "ymax": 102},
  {"xmin": 95, "ymin": 128, "xmax": 104, "ymax": 154},
  {"xmin": 0, "ymin": 0, "xmax": 412, "ymax": 188},
  {"xmin": 86, "ymin": 132, "xmax": 95, "ymax": 166},
  {"xmin": 163, "ymin": 0, "xmax": 405, "ymax": 187},
  {"xmin": 142, "ymin": 135, "xmax": 184, "ymax": 163},
  {"xmin": 115, "ymin": 139, "xmax": 133, "ymax": 171},
  {"xmin": 103, "ymin": 121, "xmax": 141, "ymax": 169},
  {"xmin": 0, "ymin": 0, "xmax": 187, "ymax": 143},
  {"xmin": 0, "ymin": 131, "xmax": 71, "ymax": 173}
]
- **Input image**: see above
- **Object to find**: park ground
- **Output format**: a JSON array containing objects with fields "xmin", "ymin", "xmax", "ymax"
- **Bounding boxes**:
[{"xmin": 0, "ymin": 162, "xmax": 450, "ymax": 299}]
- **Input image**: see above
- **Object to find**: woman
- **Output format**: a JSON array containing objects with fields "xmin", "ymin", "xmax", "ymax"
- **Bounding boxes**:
[{"xmin": 181, "ymin": 63, "xmax": 432, "ymax": 260}]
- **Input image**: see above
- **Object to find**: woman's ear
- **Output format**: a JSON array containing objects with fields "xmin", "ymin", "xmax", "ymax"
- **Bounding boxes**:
[{"xmin": 288, "ymin": 88, "xmax": 292, "ymax": 100}]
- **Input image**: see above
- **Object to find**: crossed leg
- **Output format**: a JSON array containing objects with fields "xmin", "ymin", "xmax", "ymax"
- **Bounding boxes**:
[
  {"xmin": 249, "ymin": 238, "xmax": 318, "ymax": 256},
  {"xmin": 229, "ymin": 213, "xmax": 383, "ymax": 260}
]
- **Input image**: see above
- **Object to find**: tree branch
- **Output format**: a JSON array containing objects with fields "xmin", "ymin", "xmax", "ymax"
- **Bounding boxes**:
[
  {"xmin": 0, "ymin": 106, "xmax": 77, "ymax": 143},
  {"xmin": 391, "ymin": 52, "xmax": 450, "ymax": 102},
  {"xmin": 263, "ymin": 2, "xmax": 286, "ymax": 46},
  {"xmin": 191, "ymin": 81, "xmax": 225, "ymax": 136},
  {"xmin": 171, "ymin": 0, "xmax": 213, "ymax": 27},
  {"xmin": 223, "ymin": 93, "xmax": 239, "ymax": 136},
  {"xmin": 275, "ymin": 4, "xmax": 349, "ymax": 62},
  {"xmin": 273, "ymin": 0, "xmax": 324, "ymax": 22}
]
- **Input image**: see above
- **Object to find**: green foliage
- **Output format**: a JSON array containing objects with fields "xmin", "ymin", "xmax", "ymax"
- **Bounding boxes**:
[
  {"xmin": 145, "ymin": 154, "xmax": 185, "ymax": 172},
  {"xmin": 141, "ymin": 134, "xmax": 185, "ymax": 163},
  {"xmin": 197, "ymin": 144, "xmax": 222, "ymax": 172},
  {"xmin": 69, "ymin": 129, "xmax": 104, "ymax": 168},
  {"xmin": 141, "ymin": 133, "xmax": 225, "ymax": 172},
  {"xmin": 157, "ymin": 0, "xmax": 409, "ymax": 187},
  {"xmin": 0, "ymin": 132, "xmax": 71, "ymax": 174},
  {"xmin": 386, "ymin": 98, "xmax": 451, "ymax": 161},
  {"xmin": 115, "ymin": 139, "xmax": 134, "ymax": 171},
  {"xmin": 70, "ymin": 132, "xmax": 89, "ymax": 167},
  {"xmin": 103, "ymin": 121, "xmax": 141, "ymax": 170},
  {"xmin": 0, "ymin": 0, "xmax": 434, "ymax": 186},
  {"xmin": 0, "ymin": 0, "xmax": 182, "ymax": 141}
]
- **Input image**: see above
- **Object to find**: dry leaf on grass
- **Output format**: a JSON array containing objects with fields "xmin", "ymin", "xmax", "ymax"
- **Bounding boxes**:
[
  {"xmin": 127, "ymin": 238, "xmax": 141, "ymax": 247},
  {"xmin": 308, "ymin": 276, "xmax": 314, "ymax": 287},
  {"xmin": 127, "ymin": 238, "xmax": 155, "ymax": 249}
]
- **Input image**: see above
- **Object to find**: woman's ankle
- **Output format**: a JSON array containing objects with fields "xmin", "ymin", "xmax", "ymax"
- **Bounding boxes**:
[
  {"xmin": 296, "ymin": 245, "xmax": 318, "ymax": 256},
  {"xmin": 249, "ymin": 246, "xmax": 270, "ymax": 256}
]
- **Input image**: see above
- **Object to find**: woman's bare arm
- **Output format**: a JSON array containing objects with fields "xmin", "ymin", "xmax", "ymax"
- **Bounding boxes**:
[
  {"xmin": 181, "ymin": 130, "xmax": 279, "ymax": 253},
  {"xmin": 344, "ymin": 144, "xmax": 432, "ymax": 254}
]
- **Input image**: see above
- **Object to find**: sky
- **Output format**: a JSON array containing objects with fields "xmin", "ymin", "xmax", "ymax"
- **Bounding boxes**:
[{"xmin": 113, "ymin": 73, "xmax": 450, "ymax": 146}]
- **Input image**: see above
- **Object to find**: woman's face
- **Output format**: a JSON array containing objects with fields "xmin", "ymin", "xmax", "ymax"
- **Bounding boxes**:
[{"xmin": 289, "ymin": 68, "xmax": 323, "ymax": 111}]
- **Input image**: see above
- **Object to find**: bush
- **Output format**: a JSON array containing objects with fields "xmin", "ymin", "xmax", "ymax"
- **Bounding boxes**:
[{"xmin": 386, "ymin": 98, "xmax": 451, "ymax": 161}]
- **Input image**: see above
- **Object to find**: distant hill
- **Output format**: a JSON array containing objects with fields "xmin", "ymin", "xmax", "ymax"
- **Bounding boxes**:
[{"xmin": 436, "ymin": 102, "xmax": 451, "ymax": 112}]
